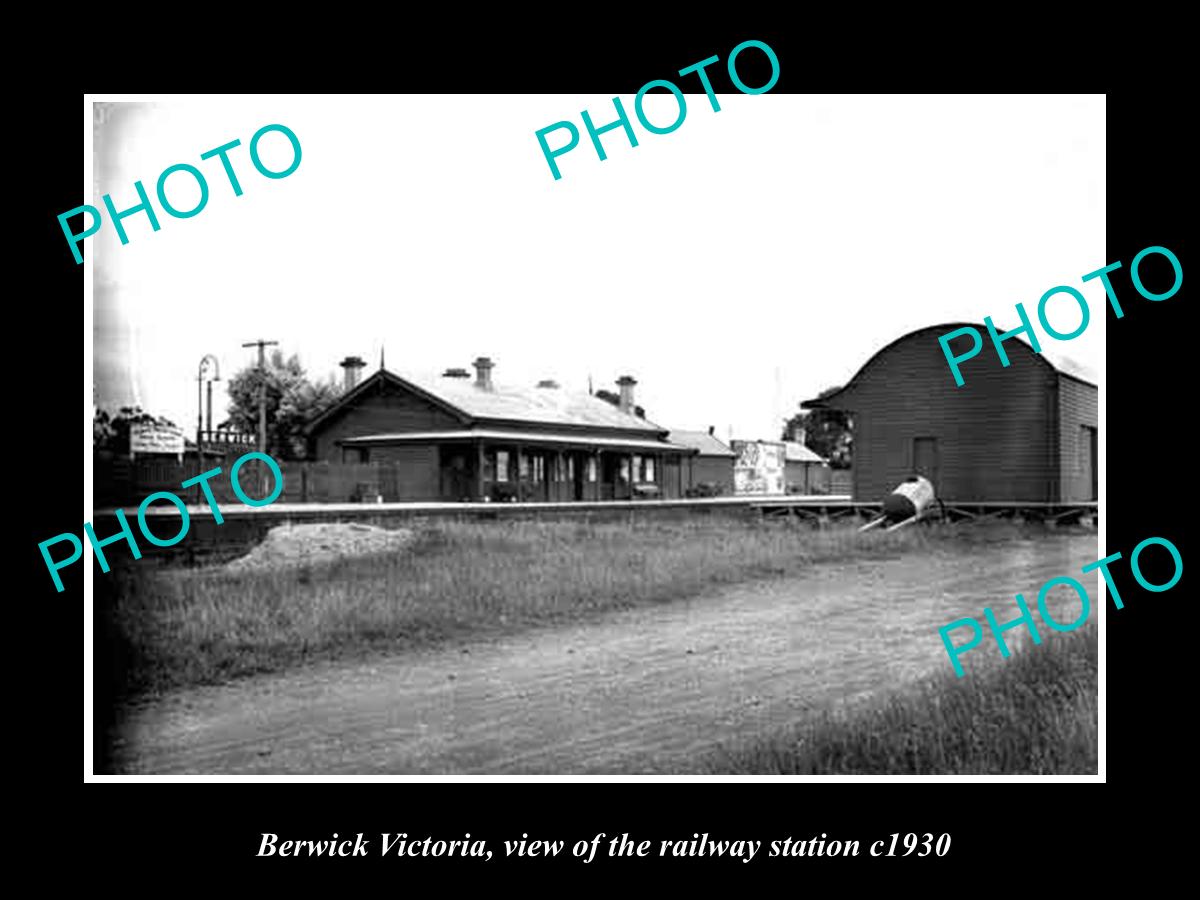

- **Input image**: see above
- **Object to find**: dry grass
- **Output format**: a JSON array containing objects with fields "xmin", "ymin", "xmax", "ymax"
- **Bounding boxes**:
[
  {"xmin": 106, "ymin": 518, "xmax": 941, "ymax": 697},
  {"xmin": 706, "ymin": 622, "xmax": 1097, "ymax": 775}
]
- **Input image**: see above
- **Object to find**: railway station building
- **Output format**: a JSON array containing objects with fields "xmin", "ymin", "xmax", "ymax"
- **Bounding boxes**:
[
  {"xmin": 802, "ymin": 323, "xmax": 1098, "ymax": 504},
  {"xmin": 306, "ymin": 357, "xmax": 696, "ymax": 502}
]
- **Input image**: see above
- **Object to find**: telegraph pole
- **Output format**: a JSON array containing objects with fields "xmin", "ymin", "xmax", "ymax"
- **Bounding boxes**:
[{"xmin": 242, "ymin": 339, "xmax": 279, "ymax": 454}]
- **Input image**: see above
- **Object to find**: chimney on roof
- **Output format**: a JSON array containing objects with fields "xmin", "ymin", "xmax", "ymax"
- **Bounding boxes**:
[
  {"xmin": 473, "ymin": 356, "xmax": 495, "ymax": 391},
  {"xmin": 792, "ymin": 422, "xmax": 807, "ymax": 445},
  {"xmin": 708, "ymin": 425, "xmax": 715, "ymax": 436},
  {"xmin": 616, "ymin": 375, "xmax": 637, "ymax": 414},
  {"xmin": 536, "ymin": 379, "xmax": 560, "ymax": 389},
  {"xmin": 339, "ymin": 356, "xmax": 366, "ymax": 392},
  {"xmin": 442, "ymin": 367, "xmax": 471, "ymax": 378}
]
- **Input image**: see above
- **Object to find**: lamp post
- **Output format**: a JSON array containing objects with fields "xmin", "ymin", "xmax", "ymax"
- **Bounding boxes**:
[{"xmin": 196, "ymin": 354, "xmax": 220, "ymax": 475}]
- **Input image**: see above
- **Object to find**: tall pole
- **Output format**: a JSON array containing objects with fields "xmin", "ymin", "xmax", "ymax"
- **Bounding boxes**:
[
  {"xmin": 196, "ymin": 354, "xmax": 221, "ymax": 476},
  {"xmin": 242, "ymin": 339, "xmax": 279, "ymax": 454},
  {"xmin": 196, "ymin": 372, "xmax": 204, "ymax": 477}
]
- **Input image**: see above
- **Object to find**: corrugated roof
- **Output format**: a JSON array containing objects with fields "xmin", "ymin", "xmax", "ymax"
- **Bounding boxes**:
[
  {"xmin": 783, "ymin": 441, "xmax": 827, "ymax": 464},
  {"xmin": 804, "ymin": 322, "xmax": 1098, "ymax": 408},
  {"xmin": 395, "ymin": 369, "xmax": 664, "ymax": 432},
  {"xmin": 667, "ymin": 430, "xmax": 737, "ymax": 457},
  {"xmin": 308, "ymin": 368, "xmax": 669, "ymax": 435},
  {"xmin": 341, "ymin": 429, "xmax": 693, "ymax": 453}
]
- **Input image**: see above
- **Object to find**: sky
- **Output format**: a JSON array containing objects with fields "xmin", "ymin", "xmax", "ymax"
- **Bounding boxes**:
[{"xmin": 89, "ymin": 94, "xmax": 1105, "ymax": 442}]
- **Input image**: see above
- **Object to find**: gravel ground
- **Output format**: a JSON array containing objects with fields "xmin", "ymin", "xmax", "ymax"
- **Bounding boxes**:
[
  {"xmin": 117, "ymin": 534, "xmax": 1096, "ymax": 774},
  {"xmin": 222, "ymin": 523, "xmax": 415, "ymax": 572}
]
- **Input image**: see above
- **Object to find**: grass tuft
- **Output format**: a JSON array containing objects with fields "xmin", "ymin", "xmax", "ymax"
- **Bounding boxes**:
[{"xmin": 706, "ymin": 622, "xmax": 1097, "ymax": 775}]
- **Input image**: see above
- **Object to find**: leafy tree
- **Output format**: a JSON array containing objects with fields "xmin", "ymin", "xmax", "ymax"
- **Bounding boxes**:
[
  {"xmin": 224, "ymin": 350, "xmax": 340, "ymax": 460},
  {"xmin": 782, "ymin": 386, "xmax": 853, "ymax": 468},
  {"xmin": 93, "ymin": 405, "xmax": 179, "ymax": 455}
]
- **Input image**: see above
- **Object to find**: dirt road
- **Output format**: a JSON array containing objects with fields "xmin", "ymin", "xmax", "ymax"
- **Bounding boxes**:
[{"xmin": 112, "ymin": 535, "xmax": 1097, "ymax": 774}]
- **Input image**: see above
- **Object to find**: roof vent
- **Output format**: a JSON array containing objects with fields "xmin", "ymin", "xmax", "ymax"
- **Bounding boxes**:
[
  {"xmin": 536, "ymin": 379, "xmax": 560, "ymax": 389},
  {"xmin": 442, "ymin": 367, "xmax": 471, "ymax": 378}
]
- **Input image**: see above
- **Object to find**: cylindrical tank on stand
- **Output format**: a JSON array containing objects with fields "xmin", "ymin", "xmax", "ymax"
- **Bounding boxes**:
[{"xmin": 882, "ymin": 475, "xmax": 935, "ymax": 521}]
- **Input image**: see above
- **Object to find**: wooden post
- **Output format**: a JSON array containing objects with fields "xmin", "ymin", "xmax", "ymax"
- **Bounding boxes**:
[{"xmin": 477, "ymin": 440, "xmax": 486, "ymax": 500}]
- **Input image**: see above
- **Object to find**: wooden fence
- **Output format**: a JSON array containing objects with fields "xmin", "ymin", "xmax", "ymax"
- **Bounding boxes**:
[{"xmin": 94, "ymin": 453, "xmax": 408, "ymax": 508}]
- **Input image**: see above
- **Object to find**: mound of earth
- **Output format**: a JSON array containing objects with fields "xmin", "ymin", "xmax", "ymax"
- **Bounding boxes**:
[{"xmin": 223, "ymin": 523, "xmax": 415, "ymax": 572}]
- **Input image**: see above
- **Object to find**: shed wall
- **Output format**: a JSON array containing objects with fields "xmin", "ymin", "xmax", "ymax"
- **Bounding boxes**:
[
  {"xmin": 1058, "ymin": 375, "xmax": 1099, "ymax": 502},
  {"xmin": 785, "ymin": 461, "xmax": 831, "ymax": 494},
  {"xmin": 368, "ymin": 444, "xmax": 441, "ymax": 500},
  {"xmin": 687, "ymin": 456, "xmax": 735, "ymax": 495},
  {"xmin": 832, "ymin": 329, "xmax": 1059, "ymax": 502}
]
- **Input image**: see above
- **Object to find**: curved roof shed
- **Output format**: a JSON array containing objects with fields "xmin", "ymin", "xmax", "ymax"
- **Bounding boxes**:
[{"xmin": 802, "ymin": 323, "xmax": 1098, "ymax": 503}]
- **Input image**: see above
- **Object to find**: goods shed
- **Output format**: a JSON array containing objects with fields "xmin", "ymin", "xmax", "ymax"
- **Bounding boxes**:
[{"xmin": 802, "ymin": 323, "xmax": 1098, "ymax": 503}]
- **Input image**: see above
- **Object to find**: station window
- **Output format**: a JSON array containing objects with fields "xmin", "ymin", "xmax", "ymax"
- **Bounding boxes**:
[
  {"xmin": 587, "ymin": 457, "xmax": 597, "ymax": 482},
  {"xmin": 495, "ymin": 450, "xmax": 509, "ymax": 483}
]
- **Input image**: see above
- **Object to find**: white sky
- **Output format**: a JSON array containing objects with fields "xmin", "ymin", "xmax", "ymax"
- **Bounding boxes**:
[{"xmin": 90, "ymin": 94, "xmax": 1105, "ymax": 442}]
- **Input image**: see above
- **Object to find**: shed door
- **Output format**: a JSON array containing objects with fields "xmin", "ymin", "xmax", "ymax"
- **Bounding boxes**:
[{"xmin": 913, "ymin": 437, "xmax": 940, "ymax": 491}]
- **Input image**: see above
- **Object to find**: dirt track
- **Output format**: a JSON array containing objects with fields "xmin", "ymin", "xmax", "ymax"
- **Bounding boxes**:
[{"xmin": 112, "ymin": 534, "xmax": 1097, "ymax": 774}]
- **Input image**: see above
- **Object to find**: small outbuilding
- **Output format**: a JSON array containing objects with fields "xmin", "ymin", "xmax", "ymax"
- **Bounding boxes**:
[
  {"xmin": 802, "ymin": 323, "xmax": 1098, "ymax": 503},
  {"xmin": 783, "ymin": 441, "xmax": 830, "ymax": 494},
  {"xmin": 667, "ymin": 429, "xmax": 737, "ymax": 496}
]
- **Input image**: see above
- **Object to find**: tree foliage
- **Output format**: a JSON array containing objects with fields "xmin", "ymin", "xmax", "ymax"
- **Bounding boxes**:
[
  {"xmin": 223, "ymin": 350, "xmax": 341, "ymax": 460},
  {"xmin": 782, "ymin": 386, "xmax": 853, "ymax": 469}
]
